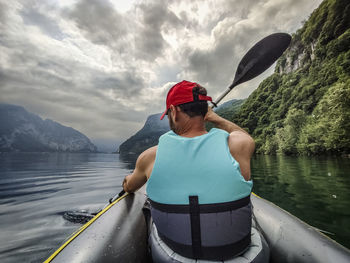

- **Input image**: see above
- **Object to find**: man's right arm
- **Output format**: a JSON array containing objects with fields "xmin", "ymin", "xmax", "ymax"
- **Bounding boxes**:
[
  {"xmin": 205, "ymin": 107, "xmax": 255, "ymax": 181},
  {"xmin": 122, "ymin": 146, "xmax": 156, "ymax": 193}
]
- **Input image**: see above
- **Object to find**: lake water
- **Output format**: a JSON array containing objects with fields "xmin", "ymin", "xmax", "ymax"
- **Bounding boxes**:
[
  {"xmin": 0, "ymin": 153, "xmax": 349, "ymax": 262},
  {"xmin": 251, "ymin": 155, "xmax": 350, "ymax": 249},
  {"xmin": 0, "ymin": 153, "xmax": 129, "ymax": 263}
]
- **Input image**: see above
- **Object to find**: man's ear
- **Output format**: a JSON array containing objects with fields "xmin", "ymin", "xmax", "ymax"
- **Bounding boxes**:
[
  {"xmin": 169, "ymin": 105, "xmax": 176, "ymax": 119},
  {"xmin": 170, "ymin": 105, "xmax": 181, "ymax": 122}
]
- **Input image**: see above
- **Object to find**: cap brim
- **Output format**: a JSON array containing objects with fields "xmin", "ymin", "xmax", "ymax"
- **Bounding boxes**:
[{"xmin": 160, "ymin": 109, "xmax": 167, "ymax": 120}]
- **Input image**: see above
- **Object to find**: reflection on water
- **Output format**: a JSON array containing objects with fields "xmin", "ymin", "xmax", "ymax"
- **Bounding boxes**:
[
  {"xmin": 0, "ymin": 153, "xmax": 131, "ymax": 263},
  {"xmin": 119, "ymin": 153, "xmax": 138, "ymax": 169},
  {"xmin": 252, "ymin": 154, "xmax": 350, "ymax": 249},
  {"xmin": 0, "ymin": 153, "xmax": 349, "ymax": 263}
]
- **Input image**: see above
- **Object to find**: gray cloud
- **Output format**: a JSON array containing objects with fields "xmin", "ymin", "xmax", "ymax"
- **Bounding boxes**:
[
  {"xmin": 0, "ymin": 0, "xmax": 323, "ymax": 142},
  {"xmin": 0, "ymin": 2, "xmax": 7, "ymax": 25},
  {"xmin": 0, "ymin": 63, "xmax": 148, "ymax": 140},
  {"xmin": 178, "ymin": 11, "xmax": 199, "ymax": 30},
  {"xmin": 179, "ymin": 0, "xmax": 323, "ymax": 98},
  {"xmin": 93, "ymin": 70, "xmax": 145, "ymax": 98},
  {"xmin": 68, "ymin": 0, "xmax": 127, "ymax": 51},
  {"xmin": 135, "ymin": 0, "xmax": 182, "ymax": 61},
  {"xmin": 224, "ymin": 0, "xmax": 256, "ymax": 19},
  {"xmin": 181, "ymin": 27, "xmax": 265, "ymax": 95},
  {"xmin": 0, "ymin": 43, "xmax": 151, "ymax": 140},
  {"xmin": 20, "ymin": 7, "xmax": 64, "ymax": 40}
]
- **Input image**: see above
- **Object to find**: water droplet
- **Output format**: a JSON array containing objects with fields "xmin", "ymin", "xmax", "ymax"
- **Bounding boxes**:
[
  {"xmin": 328, "ymin": 172, "xmax": 331, "ymax": 176},
  {"xmin": 332, "ymin": 195, "xmax": 337, "ymax": 198}
]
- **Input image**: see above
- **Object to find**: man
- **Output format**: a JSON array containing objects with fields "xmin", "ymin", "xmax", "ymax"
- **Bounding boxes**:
[{"xmin": 123, "ymin": 80, "xmax": 255, "ymax": 261}]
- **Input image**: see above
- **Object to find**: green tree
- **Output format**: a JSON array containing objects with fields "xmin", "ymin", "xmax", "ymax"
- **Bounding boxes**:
[
  {"xmin": 298, "ymin": 81, "xmax": 350, "ymax": 154},
  {"xmin": 275, "ymin": 108, "xmax": 307, "ymax": 155}
]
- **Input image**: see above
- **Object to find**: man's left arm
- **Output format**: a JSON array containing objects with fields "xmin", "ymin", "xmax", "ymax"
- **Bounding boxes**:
[
  {"xmin": 228, "ymin": 132, "xmax": 255, "ymax": 181},
  {"xmin": 122, "ymin": 146, "xmax": 156, "ymax": 193}
]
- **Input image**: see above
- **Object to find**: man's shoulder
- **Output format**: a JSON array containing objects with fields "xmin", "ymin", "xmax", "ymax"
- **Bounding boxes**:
[
  {"xmin": 137, "ymin": 146, "xmax": 157, "ymax": 165},
  {"xmin": 228, "ymin": 131, "xmax": 255, "ymax": 154},
  {"xmin": 159, "ymin": 130, "xmax": 175, "ymax": 140},
  {"xmin": 133, "ymin": 146, "xmax": 157, "ymax": 175},
  {"xmin": 144, "ymin": 145, "xmax": 157, "ymax": 156},
  {"xmin": 209, "ymin": 127, "xmax": 229, "ymax": 136}
]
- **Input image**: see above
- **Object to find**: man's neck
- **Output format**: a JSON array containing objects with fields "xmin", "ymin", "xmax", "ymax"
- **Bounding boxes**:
[{"xmin": 176, "ymin": 116, "xmax": 207, "ymax": 138}]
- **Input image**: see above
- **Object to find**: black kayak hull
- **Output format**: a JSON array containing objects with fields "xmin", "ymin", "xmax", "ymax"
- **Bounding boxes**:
[
  {"xmin": 45, "ymin": 191, "xmax": 149, "ymax": 263},
  {"xmin": 45, "ymin": 187, "xmax": 350, "ymax": 263}
]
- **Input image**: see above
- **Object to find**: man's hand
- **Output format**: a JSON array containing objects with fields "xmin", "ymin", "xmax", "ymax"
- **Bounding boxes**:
[
  {"xmin": 122, "ymin": 146, "xmax": 157, "ymax": 193},
  {"xmin": 204, "ymin": 106, "xmax": 249, "ymax": 135},
  {"xmin": 204, "ymin": 106, "xmax": 218, "ymax": 123},
  {"xmin": 122, "ymin": 175, "xmax": 132, "ymax": 192}
]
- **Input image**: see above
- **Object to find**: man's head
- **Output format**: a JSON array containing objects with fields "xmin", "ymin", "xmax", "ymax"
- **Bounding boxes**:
[
  {"xmin": 160, "ymin": 80, "xmax": 212, "ymax": 119},
  {"xmin": 160, "ymin": 80, "xmax": 212, "ymax": 133}
]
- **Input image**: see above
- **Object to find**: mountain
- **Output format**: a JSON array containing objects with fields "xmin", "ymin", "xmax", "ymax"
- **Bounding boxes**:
[
  {"xmin": 118, "ymin": 113, "xmax": 170, "ymax": 157},
  {"xmin": 220, "ymin": 0, "xmax": 349, "ymax": 155},
  {"xmin": 0, "ymin": 104, "xmax": 97, "ymax": 152},
  {"xmin": 92, "ymin": 138, "xmax": 122, "ymax": 153}
]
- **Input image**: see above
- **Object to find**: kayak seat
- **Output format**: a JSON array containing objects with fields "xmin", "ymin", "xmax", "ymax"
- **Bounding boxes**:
[{"xmin": 149, "ymin": 222, "xmax": 270, "ymax": 263}]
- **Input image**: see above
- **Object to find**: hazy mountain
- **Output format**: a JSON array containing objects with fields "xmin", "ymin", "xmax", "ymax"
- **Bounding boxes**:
[
  {"xmin": 215, "ymin": 99, "xmax": 244, "ymax": 111},
  {"xmin": 0, "ymin": 104, "xmax": 97, "ymax": 152},
  {"xmin": 92, "ymin": 138, "xmax": 121, "ymax": 153},
  {"xmin": 118, "ymin": 113, "xmax": 170, "ymax": 157},
  {"xmin": 213, "ymin": 99, "xmax": 245, "ymax": 118}
]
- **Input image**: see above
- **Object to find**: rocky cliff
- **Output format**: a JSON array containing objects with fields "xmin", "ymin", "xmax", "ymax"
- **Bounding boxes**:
[{"xmin": 0, "ymin": 104, "xmax": 97, "ymax": 152}]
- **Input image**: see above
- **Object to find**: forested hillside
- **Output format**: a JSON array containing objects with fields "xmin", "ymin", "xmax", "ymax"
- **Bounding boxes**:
[{"xmin": 226, "ymin": 0, "xmax": 349, "ymax": 155}]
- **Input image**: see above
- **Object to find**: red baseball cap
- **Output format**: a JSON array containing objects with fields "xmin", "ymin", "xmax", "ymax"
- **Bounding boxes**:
[{"xmin": 160, "ymin": 80, "xmax": 212, "ymax": 120}]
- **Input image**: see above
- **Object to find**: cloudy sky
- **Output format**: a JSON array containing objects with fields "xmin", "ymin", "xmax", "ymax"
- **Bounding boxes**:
[{"xmin": 0, "ymin": 0, "xmax": 322, "ymax": 146}]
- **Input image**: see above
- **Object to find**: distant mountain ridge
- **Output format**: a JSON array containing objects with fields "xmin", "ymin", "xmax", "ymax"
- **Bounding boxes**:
[
  {"xmin": 214, "ymin": 99, "xmax": 245, "ymax": 117},
  {"xmin": 118, "ymin": 113, "xmax": 170, "ymax": 157},
  {"xmin": 0, "ymin": 104, "xmax": 97, "ymax": 152},
  {"xmin": 215, "ymin": 99, "xmax": 244, "ymax": 111}
]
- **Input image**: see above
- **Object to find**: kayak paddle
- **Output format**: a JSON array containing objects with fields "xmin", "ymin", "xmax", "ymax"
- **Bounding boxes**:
[
  {"xmin": 63, "ymin": 189, "xmax": 126, "ymax": 223},
  {"xmin": 213, "ymin": 32, "xmax": 291, "ymax": 107}
]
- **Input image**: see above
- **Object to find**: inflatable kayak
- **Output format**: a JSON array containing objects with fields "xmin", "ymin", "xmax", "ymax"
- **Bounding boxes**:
[{"xmin": 44, "ymin": 186, "xmax": 350, "ymax": 263}]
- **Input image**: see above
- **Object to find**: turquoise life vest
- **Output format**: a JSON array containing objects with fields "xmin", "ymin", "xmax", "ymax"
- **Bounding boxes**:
[
  {"xmin": 146, "ymin": 128, "xmax": 252, "ymax": 204},
  {"xmin": 146, "ymin": 128, "xmax": 253, "ymax": 260}
]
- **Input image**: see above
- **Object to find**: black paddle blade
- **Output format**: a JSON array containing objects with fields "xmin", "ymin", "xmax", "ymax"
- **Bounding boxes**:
[
  {"xmin": 232, "ymin": 33, "xmax": 291, "ymax": 88},
  {"xmin": 63, "ymin": 211, "xmax": 95, "ymax": 224}
]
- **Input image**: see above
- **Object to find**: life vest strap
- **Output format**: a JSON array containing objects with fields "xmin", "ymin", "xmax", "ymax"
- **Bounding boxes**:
[
  {"xmin": 189, "ymin": 196, "xmax": 202, "ymax": 258},
  {"xmin": 149, "ymin": 195, "xmax": 250, "ymax": 213}
]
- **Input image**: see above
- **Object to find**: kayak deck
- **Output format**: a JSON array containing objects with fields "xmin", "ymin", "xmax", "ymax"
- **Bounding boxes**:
[{"xmin": 46, "ymin": 187, "xmax": 350, "ymax": 263}]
